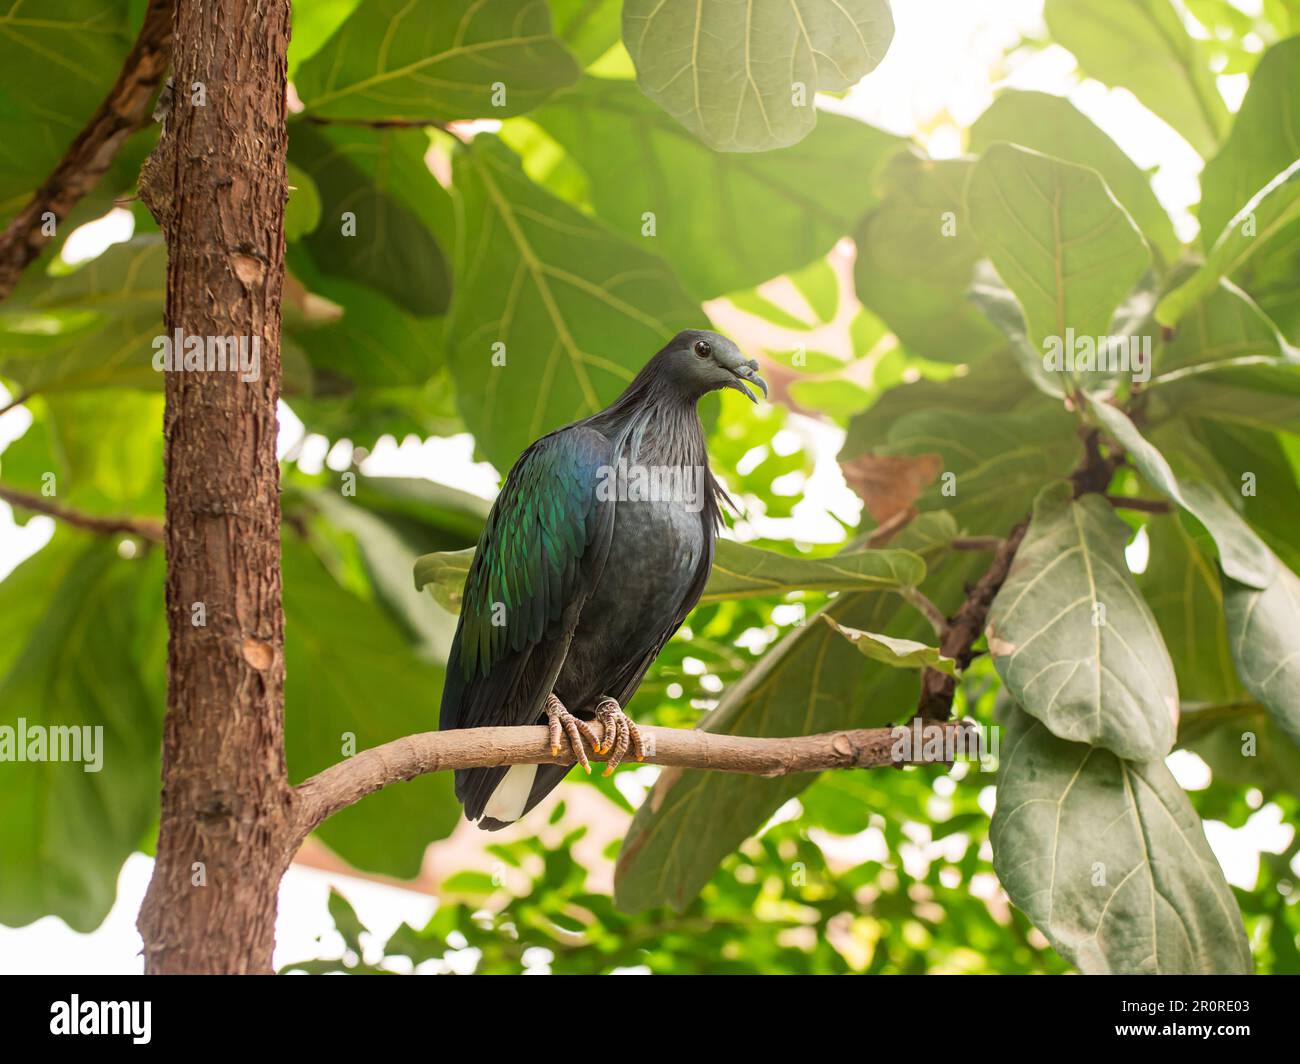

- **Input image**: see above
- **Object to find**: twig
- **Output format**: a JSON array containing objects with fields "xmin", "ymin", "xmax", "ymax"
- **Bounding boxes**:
[
  {"xmin": 899, "ymin": 585, "xmax": 948, "ymax": 638},
  {"xmin": 289, "ymin": 721, "xmax": 974, "ymax": 847},
  {"xmin": 915, "ymin": 425, "xmax": 1126, "ymax": 721},
  {"xmin": 866, "ymin": 506, "xmax": 915, "ymax": 547},
  {"xmin": 951, "ymin": 536, "xmax": 1003, "ymax": 552},
  {"xmin": 0, "ymin": 484, "xmax": 163, "ymax": 541},
  {"xmin": 0, "ymin": 391, "xmax": 31, "ymax": 418},
  {"xmin": 916, "ymin": 519, "xmax": 1030, "ymax": 720},
  {"xmin": 1106, "ymin": 494, "xmax": 1172, "ymax": 514},
  {"xmin": 0, "ymin": 0, "xmax": 173, "ymax": 302}
]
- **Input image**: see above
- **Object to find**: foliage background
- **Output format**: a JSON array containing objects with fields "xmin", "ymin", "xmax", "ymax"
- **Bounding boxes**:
[{"xmin": 0, "ymin": 0, "xmax": 1297, "ymax": 974}]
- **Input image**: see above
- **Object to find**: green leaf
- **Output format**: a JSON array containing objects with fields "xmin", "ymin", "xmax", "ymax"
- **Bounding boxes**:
[
  {"xmin": 0, "ymin": 235, "xmax": 164, "ymax": 395},
  {"xmin": 822, "ymin": 616, "xmax": 958, "ymax": 675},
  {"xmin": 444, "ymin": 136, "xmax": 699, "ymax": 471},
  {"xmin": 0, "ymin": 535, "xmax": 163, "ymax": 932},
  {"xmin": 309, "ymin": 490, "xmax": 459, "ymax": 662},
  {"xmin": 1223, "ymin": 552, "xmax": 1300, "ymax": 747},
  {"xmin": 288, "ymin": 122, "xmax": 452, "ymax": 316},
  {"xmin": 966, "ymin": 144, "xmax": 1152, "ymax": 368},
  {"xmin": 530, "ymin": 77, "xmax": 900, "ymax": 298},
  {"xmin": 416, "ymin": 539, "xmax": 927, "ymax": 613},
  {"xmin": 295, "ymin": 0, "xmax": 581, "ymax": 122},
  {"xmin": 1139, "ymin": 513, "xmax": 1245, "ymax": 706},
  {"xmin": 547, "ymin": 0, "xmax": 622, "ymax": 66},
  {"xmin": 1198, "ymin": 37, "xmax": 1300, "ymax": 244},
  {"xmin": 283, "ymin": 539, "xmax": 460, "ymax": 877},
  {"xmin": 852, "ymin": 404, "xmax": 1081, "ymax": 536},
  {"xmin": 1156, "ymin": 159, "xmax": 1300, "ymax": 327},
  {"xmin": 1153, "ymin": 276, "xmax": 1300, "ymax": 381},
  {"xmin": 853, "ymin": 153, "xmax": 1005, "ymax": 364},
  {"xmin": 970, "ymin": 90, "xmax": 1180, "ymax": 264},
  {"xmin": 986, "ymin": 484, "xmax": 1179, "ymax": 760},
  {"xmin": 285, "ymin": 161, "xmax": 322, "ymax": 240},
  {"xmin": 613, "ymin": 513, "xmax": 963, "ymax": 913},
  {"xmin": 991, "ymin": 703, "xmax": 1251, "ymax": 974},
  {"xmin": 1043, "ymin": 0, "xmax": 1229, "ymax": 157},
  {"xmin": 1090, "ymin": 402, "xmax": 1274, "ymax": 588},
  {"xmin": 0, "ymin": 0, "xmax": 135, "ymax": 210},
  {"xmin": 622, "ymin": 0, "xmax": 894, "ymax": 152},
  {"xmin": 284, "ymin": 272, "xmax": 442, "ymax": 388},
  {"xmin": 702, "ymin": 541, "xmax": 925, "ymax": 602}
]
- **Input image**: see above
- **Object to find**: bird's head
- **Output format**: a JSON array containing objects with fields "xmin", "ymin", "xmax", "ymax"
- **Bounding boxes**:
[{"xmin": 653, "ymin": 329, "xmax": 768, "ymax": 403}]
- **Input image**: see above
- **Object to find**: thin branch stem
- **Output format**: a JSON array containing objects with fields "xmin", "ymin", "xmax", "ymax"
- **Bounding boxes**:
[
  {"xmin": 1106, "ymin": 494, "xmax": 1172, "ymax": 514},
  {"xmin": 950, "ymin": 536, "xmax": 1003, "ymax": 551},
  {"xmin": 0, "ymin": 484, "xmax": 163, "ymax": 541},
  {"xmin": 900, "ymin": 585, "xmax": 948, "ymax": 638},
  {"xmin": 0, "ymin": 0, "xmax": 173, "ymax": 302},
  {"xmin": 289, "ymin": 720, "xmax": 974, "ymax": 848}
]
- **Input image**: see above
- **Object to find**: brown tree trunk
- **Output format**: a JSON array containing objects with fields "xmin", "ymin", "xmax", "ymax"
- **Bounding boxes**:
[{"xmin": 137, "ymin": 0, "xmax": 294, "ymax": 975}]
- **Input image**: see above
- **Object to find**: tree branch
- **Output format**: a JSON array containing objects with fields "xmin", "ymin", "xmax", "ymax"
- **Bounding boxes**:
[
  {"xmin": 1106, "ymin": 494, "xmax": 1172, "ymax": 514},
  {"xmin": 915, "ymin": 425, "xmax": 1127, "ymax": 721},
  {"xmin": 0, "ymin": 484, "xmax": 163, "ymax": 541},
  {"xmin": 289, "ymin": 721, "xmax": 973, "ymax": 848},
  {"xmin": 0, "ymin": 0, "xmax": 173, "ymax": 302}
]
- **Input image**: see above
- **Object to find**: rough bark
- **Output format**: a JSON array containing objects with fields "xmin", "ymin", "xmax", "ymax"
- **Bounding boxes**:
[
  {"xmin": 136, "ymin": 0, "xmax": 293, "ymax": 976},
  {"xmin": 0, "ymin": 0, "xmax": 173, "ymax": 302}
]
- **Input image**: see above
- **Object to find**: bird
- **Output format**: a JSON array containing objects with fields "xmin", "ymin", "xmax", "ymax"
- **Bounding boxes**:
[{"xmin": 440, "ymin": 329, "xmax": 767, "ymax": 829}]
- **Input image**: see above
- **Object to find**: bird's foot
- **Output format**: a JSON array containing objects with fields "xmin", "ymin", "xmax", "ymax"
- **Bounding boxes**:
[
  {"xmin": 545, "ymin": 693, "xmax": 598, "ymax": 775},
  {"xmin": 593, "ymin": 697, "xmax": 645, "ymax": 775}
]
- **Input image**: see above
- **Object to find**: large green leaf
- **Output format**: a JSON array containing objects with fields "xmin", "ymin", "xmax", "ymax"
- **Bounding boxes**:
[
  {"xmin": 614, "ymin": 513, "xmax": 963, "ymax": 913},
  {"xmin": 0, "ymin": 235, "xmax": 164, "ymax": 394},
  {"xmin": 991, "ymin": 704, "xmax": 1251, "ymax": 974},
  {"xmin": 849, "ymin": 404, "xmax": 1081, "ymax": 536},
  {"xmin": 415, "ymin": 539, "xmax": 927, "ymax": 613},
  {"xmin": 1198, "ymin": 37, "xmax": 1300, "ymax": 244},
  {"xmin": 284, "ymin": 270, "xmax": 442, "ymax": 389},
  {"xmin": 0, "ymin": 0, "xmax": 134, "ymax": 211},
  {"xmin": 970, "ymin": 90, "xmax": 1180, "ymax": 264},
  {"xmin": 283, "ymin": 539, "xmax": 460, "ymax": 877},
  {"xmin": 1223, "ymin": 551, "xmax": 1300, "ymax": 747},
  {"xmin": 529, "ymin": 77, "xmax": 900, "ymax": 298},
  {"xmin": 966, "ymin": 144, "xmax": 1152, "ymax": 370},
  {"xmin": 1139, "ymin": 512, "xmax": 1244, "ymax": 706},
  {"xmin": 1156, "ymin": 160, "xmax": 1300, "ymax": 327},
  {"xmin": 1091, "ymin": 402, "xmax": 1274, "ymax": 588},
  {"xmin": 0, "ymin": 534, "xmax": 163, "ymax": 932},
  {"xmin": 548, "ymin": 0, "xmax": 622, "ymax": 65},
  {"xmin": 1153, "ymin": 277, "xmax": 1300, "ymax": 381},
  {"xmin": 852, "ymin": 153, "xmax": 1005, "ymax": 364},
  {"xmin": 288, "ymin": 122, "xmax": 452, "ymax": 317},
  {"xmin": 1043, "ymin": 0, "xmax": 1229, "ymax": 157},
  {"xmin": 294, "ymin": 0, "xmax": 581, "ymax": 122},
  {"xmin": 444, "ymin": 135, "xmax": 699, "ymax": 470},
  {"xmin": 622, "ymin": 0, "xmax": 894, "ymax": 152},
  {"xmin": 986, "ymin": 484, "xmax": 1178, "ymax": 760}
]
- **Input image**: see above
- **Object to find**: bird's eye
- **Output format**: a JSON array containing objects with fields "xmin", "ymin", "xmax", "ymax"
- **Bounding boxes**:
[{"xmin": 693, "ymin": 340, "xmax": 712, "ymax": 358}]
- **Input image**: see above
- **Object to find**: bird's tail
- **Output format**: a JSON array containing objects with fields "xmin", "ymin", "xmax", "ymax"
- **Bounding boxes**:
[{"xmin": 457, "ymin": 763, "xmax": 572, "ymax": 830}]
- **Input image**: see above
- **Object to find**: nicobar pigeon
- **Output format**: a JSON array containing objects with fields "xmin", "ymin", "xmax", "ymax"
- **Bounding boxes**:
[{"xmin": 440, "ymin": 330, "xmax": 767, "ymax": 829}]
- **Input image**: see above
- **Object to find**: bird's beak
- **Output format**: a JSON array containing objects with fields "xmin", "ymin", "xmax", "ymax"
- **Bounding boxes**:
[{"xmin": 726, "ymin": 361, "xmax": 768, "ymax": 403}]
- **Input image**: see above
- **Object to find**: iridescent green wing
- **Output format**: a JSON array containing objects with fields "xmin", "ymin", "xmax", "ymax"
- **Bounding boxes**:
[{"xmin": 441, "ymin": 425, "xmax": 614, "ymax": 728}]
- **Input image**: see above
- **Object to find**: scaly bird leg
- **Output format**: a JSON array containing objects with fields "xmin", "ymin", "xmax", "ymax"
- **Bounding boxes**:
[
  {"xmin": 593, "ymin": 696, "xmax": 645, "ymax": 774},
  {"xmin": 545, "ymin": 693, "xmax": 598, "ymax": 775}
]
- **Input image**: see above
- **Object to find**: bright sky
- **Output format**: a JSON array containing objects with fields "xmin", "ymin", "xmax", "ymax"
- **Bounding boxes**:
[{"xmin": 0, "ymin": 0, "xmax": 1294, "ymax": 973}]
